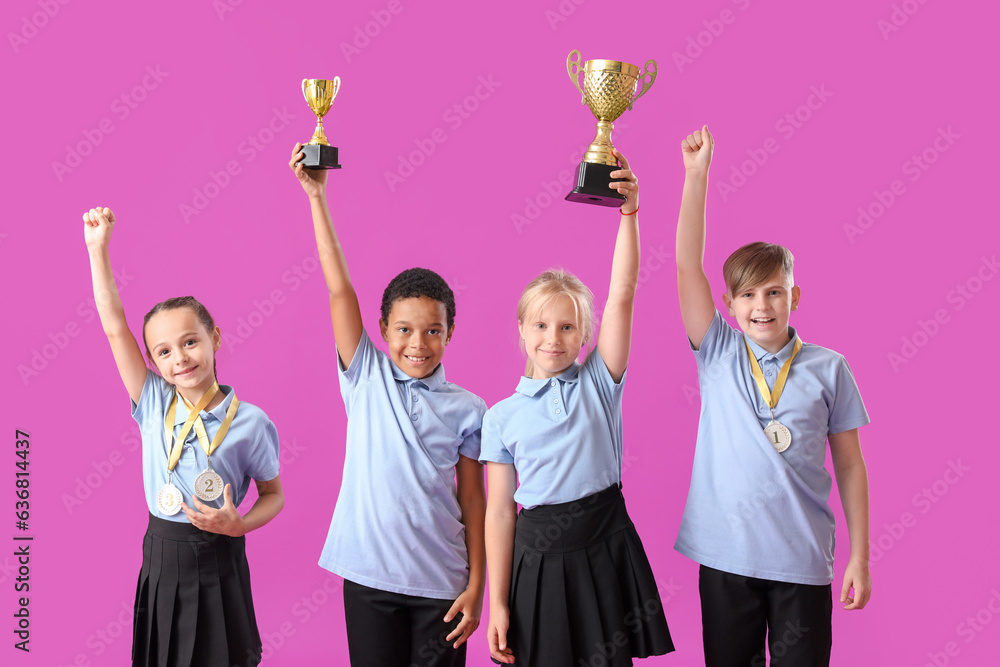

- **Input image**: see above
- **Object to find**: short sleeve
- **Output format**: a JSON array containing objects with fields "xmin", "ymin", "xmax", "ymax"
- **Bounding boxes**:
[
  {"xmin": 828, "ymin": 357, "xmax": 871, "ymax": 434},
  {"xmin": 245, "ymin": 419, "xmax": 281, "ymax": 481},
  {"xmin": 458, "ymin": 397, "xmax": 487, "ymax": 460},
  {"xmin": 131, "ymin": 369, "xmax": 167, "ymax": 430},
  {"xmin": 583, "ymin": 346, "xmax": 626, "ymax": 395},
  {"xmin": 693, "ymin": 310, "xmax": 740, "ymax": 368},
  {"xmin": 479, "ymin": 410, "xmax": 514, "ymax": 465},
  {"xmin": 338, "ymin": 329, "xmax": 381, "ymax": 412}
]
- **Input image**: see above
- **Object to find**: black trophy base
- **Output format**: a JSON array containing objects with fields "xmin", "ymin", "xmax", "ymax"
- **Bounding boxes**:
[
  {"xmin": 565, "ymin": 161, "xmax": 626, "ymax": 207},
  {"xmin": 299, "ymin": 144, "xmax": 341, "ymax": 170}
]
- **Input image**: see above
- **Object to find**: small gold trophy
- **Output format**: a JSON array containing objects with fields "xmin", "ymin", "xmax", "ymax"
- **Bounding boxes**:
[
  {"xmin": 299, "ymin": 77, "xmax": 342, "ymax": 169},
  {"xmin": 565, "ymin": 51, "xmax": 656, "ymax": 206}
]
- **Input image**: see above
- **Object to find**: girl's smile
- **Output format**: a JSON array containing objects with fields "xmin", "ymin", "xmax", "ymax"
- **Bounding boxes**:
[
  {"xmin": 144, "ymin": 307, "xmax": 222, "ymax": 404},
  {"xmin": 519, "ymin": 295, "xmax": 586, "ymax": 379}
]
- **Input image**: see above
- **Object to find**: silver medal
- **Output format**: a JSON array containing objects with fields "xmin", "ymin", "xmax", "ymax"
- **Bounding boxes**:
[
  {"xmin": 194, "ymin": 468, "xmax": 224, "ymax": 501},
  {"xmin": 764, "ymin": 420, "xmax": 792, "ymax": 453},
  {"xmin": 156, "ymin": 483, "xmax": 183, "ymax": 515}
]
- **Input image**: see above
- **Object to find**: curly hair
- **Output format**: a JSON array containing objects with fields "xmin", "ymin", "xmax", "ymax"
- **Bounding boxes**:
[{"xmin": 380, "ymin": 268, "xmax": 456, "ymax": 328}]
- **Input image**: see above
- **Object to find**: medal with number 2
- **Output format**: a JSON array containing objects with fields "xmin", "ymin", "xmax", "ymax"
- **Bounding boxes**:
[{"xmin": 161, "ymin": 383, "xmax": 239, "ymax": 512}]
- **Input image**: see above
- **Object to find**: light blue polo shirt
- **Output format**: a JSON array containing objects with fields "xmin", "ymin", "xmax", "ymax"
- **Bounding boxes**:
[
  {"xmin": 319, "ymin": 329, "xmax": 487, "ymax": 599},
  {"xmin": 675, "ymin": 311, "xmax": 870, "ymax": 585},
  {"xmin": 480, "ymin": 348, "xmax": 624, "ymax": 510},
  {"xmin": 132, "ymin": 370, "xmax": 281, "ymax": 522}
]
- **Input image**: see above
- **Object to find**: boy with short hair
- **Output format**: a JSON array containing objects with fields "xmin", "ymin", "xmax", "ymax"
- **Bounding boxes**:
[{"xmin": 674, "ymin": 126, "xmax": 872, "ymax": 666}]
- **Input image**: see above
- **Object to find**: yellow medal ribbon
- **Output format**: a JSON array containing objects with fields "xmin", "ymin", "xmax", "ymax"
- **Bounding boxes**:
[
  {"xmin": 163, "ymin": 383, "xmax": 240, "ymax": 471},
  {"xmin": 744, "ymin": 336, "xmax": 803, "ymax": 411}
]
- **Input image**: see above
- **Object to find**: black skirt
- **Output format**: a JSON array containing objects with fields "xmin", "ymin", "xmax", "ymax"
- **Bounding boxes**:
[
  {"xmin": 132, "ymin": 514, "xmax": 262, "ymax": 667},
  {"xmin": 507, "ymin": 484, "xmax": 674, "ymax": 666}
]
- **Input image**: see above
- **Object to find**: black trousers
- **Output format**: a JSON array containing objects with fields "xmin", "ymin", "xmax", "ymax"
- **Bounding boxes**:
[
  {"xmin": 343, "ymin": 579, "xmax": 467, "ymax": 667},
  {"xmin": 700, "ymin": 565, "xmax": 832, "ymax": 667}
]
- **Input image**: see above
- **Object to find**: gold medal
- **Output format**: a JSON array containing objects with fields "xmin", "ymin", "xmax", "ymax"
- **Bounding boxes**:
[
  {"xmin": 156, "ymin": 482, "xmax": 183, "ymax": 515},
  {"xmin": 194, "ymin": 468, "xmax": 224, "ymax": 501},
  {"xmin": 746, "ymin": 337, "xmax": 802, "ymax": 453}
]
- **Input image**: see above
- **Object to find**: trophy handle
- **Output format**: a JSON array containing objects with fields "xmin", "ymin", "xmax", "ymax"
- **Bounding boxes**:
[
  {"xmin": 567, "ymin": 50, "xmax": 585, "ymax": 102},
  {"xmin": 629, "ymin": 59, "xmax": 658, "ymax": 110},
  {"xmin": 329, "ymin": 75, "xmax": 342, "ymax": 103}
]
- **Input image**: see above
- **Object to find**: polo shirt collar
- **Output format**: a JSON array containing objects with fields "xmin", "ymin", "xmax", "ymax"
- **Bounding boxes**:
[
  {"xmin": 745, "ymin": 326, "xmax": 801, "ymax": 364},
  {"xmin": 515, "ymin": 362, "xmax": 581, "ymax": 397},
  {"xmin": 172, "ymin": 384, "xmax": 235, "ymax": 425},
  {"xmin": 390, "ymin": 360, "xmax": 446, "ymax": 391}
]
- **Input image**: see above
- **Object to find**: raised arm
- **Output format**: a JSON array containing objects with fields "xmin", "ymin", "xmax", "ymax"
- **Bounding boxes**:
[
  {"xmin": 289, "ymin": 144, "xmax": 363, "ymax": 367},
  {"xmin": 596, "ymin": 149, "xmax": 639, "ymax": 383},
  {"xmin": 84, "ymin": 207, "xmax": 147, "ymax": 403},
  {"xmin": 676, "ymin": 125, "xmax": 716, "ymax": 350},
  {"xmin": 485, "ymin": 462, "xmax": 518, "ymax": 665}
]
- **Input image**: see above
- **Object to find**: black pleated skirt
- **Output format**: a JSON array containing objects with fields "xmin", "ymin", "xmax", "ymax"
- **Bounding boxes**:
[
  {"xmin": 506, "ymin": 484, "xmax": 674, "ymax": 666},
  {"xmin": 132, "ymin": 514, "xmax": 262, "ymax": 667}
]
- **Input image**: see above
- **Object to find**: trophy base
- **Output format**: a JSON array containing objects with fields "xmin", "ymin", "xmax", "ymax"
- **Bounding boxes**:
[
  {"xmin": 299, "ymin": 144, "xmax": 341, "ymax": 170},
  {"xmin": 565, "ymin": 162, "xmax": 626, "ymax": 207}
]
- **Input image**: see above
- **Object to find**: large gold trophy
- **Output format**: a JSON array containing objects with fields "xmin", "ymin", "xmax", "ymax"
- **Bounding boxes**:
[
  {"xmin": 565, "ymin": 51, "xmax": 656, "ymax": 206},
  {"xmin": 299, "ymin": 78, "xmax": 342, "ymax": 169}
]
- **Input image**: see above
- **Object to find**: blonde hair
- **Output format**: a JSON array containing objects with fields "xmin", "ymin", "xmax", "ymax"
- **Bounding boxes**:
[
  {"xmin": 722, "ymin": 242, "xmax": 794, "ymax": 296},
  {"xmin": 517, "ymin": 269, "xmax": 595, "ymax": 377}
]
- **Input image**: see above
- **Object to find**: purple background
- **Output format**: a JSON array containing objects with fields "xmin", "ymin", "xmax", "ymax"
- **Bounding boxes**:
[{"xmin": 3, "ymin": 0, "xmax": 998, "ymax": 665}]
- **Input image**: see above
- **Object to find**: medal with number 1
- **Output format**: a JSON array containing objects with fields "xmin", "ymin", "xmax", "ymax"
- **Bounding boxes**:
[{"xmin": 746, "ymin": 337, "xmax": 802, "ymax": 453}]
